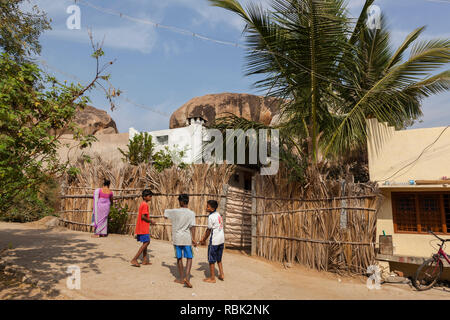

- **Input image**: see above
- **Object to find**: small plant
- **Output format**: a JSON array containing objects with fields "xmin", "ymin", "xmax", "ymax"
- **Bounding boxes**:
[
  {"xmin": 118, "ymin": 132, "xmax": 154, "ymax": 165},
  {"xmin": 108, "ymin": 204, "xmax": 129, "ymax": 234},
  {"xmin": 153, "ymin": 145, "xmax": 188, "ymax": 172}
]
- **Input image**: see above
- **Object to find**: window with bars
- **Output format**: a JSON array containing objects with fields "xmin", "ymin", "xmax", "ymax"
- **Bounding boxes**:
[{"xmin": 392, "ymin": 192, "xmax": 450, "ymax": 234}]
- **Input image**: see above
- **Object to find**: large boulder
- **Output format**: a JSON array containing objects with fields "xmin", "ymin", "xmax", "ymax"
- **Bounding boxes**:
[
  {"xmin": 62, "ymin": 105, "xmax": 118, "ymax": 135},
  {"xmin": 169, "ymin": 93, "xmax": 282, "ymax": 128}
]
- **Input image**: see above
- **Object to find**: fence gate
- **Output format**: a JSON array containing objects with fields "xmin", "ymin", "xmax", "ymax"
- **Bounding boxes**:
[{"xmin": 223, "ymin": 185, "xmax": 252, "ymax": 252}]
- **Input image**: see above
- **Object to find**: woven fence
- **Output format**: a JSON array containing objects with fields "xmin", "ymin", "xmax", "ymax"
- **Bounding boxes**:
[
  {"xmin": 59, "ymin": 188, "xmax": 228, "ymax": 243},
  {"xmin": 58, "ymin": 158, "xmax": 381, "ymax": 274},
  {"xmin": 250, "ymin": 168, "xmax": 380, "ymax": 274}
]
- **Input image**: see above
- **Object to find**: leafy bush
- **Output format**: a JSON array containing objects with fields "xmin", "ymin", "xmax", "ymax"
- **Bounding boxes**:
[
  {"xmin": 0, "ymin": 177, "xmax": 59, "ymax": 222},
  {"xmin": 118, "ymin": 132, "xmax": 154, "ymax": 165},
  {"xmin": 108, "ymin": 204, "xmax": 129, "ymax": 234},
  {"xmin": 153, "ymin": 145, "xmax": 187, "ymax": 172}
]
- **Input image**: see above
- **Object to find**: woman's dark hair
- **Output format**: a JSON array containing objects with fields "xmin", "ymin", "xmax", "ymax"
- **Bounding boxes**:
[
  {"xmin": 103, "ymin": 179, "xmax": 111, "ymax": 187},
  {"xmin": 142, "ymin": 189, "xmax": 153, "ymax": 198},
  {"xmin": 207, "ymin": 200, "xmax": 218, "ymax": 211},
  {"xmin": 178, "ymin": 194, "xmax": 189, "ymax": 205}
]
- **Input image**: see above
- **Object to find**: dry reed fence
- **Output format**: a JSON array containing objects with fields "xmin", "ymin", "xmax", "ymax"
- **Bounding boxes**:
[
  {"xmin": 58, "ymin": 157, "xmax": 381, "ymax": 274},
  {"xmin": 251, "ymin": 167, "xmax": 381, "ymax": 274},
  {"xmin": 59, "ymin": 156, "xmax": 234, "ymax": 243}
]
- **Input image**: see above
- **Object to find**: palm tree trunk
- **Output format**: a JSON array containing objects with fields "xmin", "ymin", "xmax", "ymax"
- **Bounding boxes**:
[{"xmin": 309, "ymin": 0, "xmax": 318, "ymax": 164}]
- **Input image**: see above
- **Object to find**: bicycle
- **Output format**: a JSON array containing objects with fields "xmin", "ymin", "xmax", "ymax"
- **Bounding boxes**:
[{"xmin": 412, "ymin": 230, "xmax": 450, "ymax": 291}]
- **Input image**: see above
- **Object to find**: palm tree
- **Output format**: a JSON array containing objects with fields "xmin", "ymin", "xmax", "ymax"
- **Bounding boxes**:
[{"xmin": 209, "ymin": 0, "xmax": 450, "ymax": 166}]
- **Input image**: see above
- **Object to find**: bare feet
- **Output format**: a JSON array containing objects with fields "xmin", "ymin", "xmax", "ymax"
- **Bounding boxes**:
[
  {"xmin": 218, "ymin": 274, "xmax": 224, "ymax": 281},
  {"xmin": 91, "ymin": 235, "xmax": 100, "ymax": 238},
  {"xmin": 203, "ymin": 278, "xmax": 216, "ymax": 283},
  {"xmin": 174, "ymin": 279, "xmax": 184, "ymax": 284},
  {"xmin": 130, "ymin": 260, "xmax": 140, "ymax": 267},
  {"xmin": 142, "ymin": 261, "xmax": 152, "ymax": 265},
  {"xmin": 184, "ymin": 278, "xmax": 193, "ymax": 288}
]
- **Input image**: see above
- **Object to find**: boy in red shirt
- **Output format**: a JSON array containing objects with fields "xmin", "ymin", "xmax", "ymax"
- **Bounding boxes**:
[{"xmin": 131, "ymin": 189, "xmax": 155, "ymax": 267}]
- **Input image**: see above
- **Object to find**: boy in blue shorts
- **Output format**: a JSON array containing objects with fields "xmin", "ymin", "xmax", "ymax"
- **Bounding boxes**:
[
  {"xmin": 200, "ymin": 200, "xmax": 225, "ymax": 283},
  {"xmin": 131, "ymin": 189, "xmax": 155, "ymax": 267},
  {"xmin": 164, "ymin": 194, "xmax": 197, "ymax": 288}
]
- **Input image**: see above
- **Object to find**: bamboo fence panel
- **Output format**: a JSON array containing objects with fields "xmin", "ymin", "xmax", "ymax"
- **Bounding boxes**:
[
  {"xmin": 58, "ymin": 157, "xmax": 381, "ymax": 274},
  {"xmin": 59, "ymin": 159, "xmax": 235, "ymax": 243},
  {"xmin": 224, "ymin": 186, "xmax": 252, "ymax": 249},
  {"xmin": 252, "ymin": 169, "xmax": 381, "ymax": 274}
]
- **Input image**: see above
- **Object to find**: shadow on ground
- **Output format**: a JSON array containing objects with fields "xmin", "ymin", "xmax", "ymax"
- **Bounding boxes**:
[
  {"xmin": 161, "ymin": 261, "xmax": 197, "ymax": 280},
  {"xmin": 0, "ymin": 227, "xmax": 121, "ymax": 299},
  {"xmin": 196, "ymin": 262, "xmax": 220, "ymax": 278}
]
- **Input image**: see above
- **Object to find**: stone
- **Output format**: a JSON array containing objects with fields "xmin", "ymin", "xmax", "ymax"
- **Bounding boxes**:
[
  {"xmin": 169, "ymin": 93, "xmax": 283, "ymax": 129},
  {"xmin": 393, "ymin": 270, "xmax": 404, "ymax": 277},
  {"xmin": 55, "ymin": 105, "xmax": 118, "ymax": 135}
]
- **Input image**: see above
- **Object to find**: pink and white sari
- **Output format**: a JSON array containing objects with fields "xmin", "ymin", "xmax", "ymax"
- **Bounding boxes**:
[{"xmin": 91, "ymin": 188, "xmax": 113, "ymax": 235}]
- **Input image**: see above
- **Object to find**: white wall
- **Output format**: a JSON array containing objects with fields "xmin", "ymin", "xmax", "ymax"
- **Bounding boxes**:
[{"xmin": 129, "ymin": 119, "xmax": 205, "ymax": 164}]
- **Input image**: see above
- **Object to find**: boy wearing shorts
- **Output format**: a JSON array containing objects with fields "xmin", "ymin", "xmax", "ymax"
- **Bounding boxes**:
[
  {"xmin": 164, "ymin": 194, "xmax": 197, "ymax": 288},
  {"xmin": 131, "ymin": 189, "xmax": 155, "ymax": 267},
  {"xmin": 200, "ymin": 200, "xmax": 225, "ymax": 283}
]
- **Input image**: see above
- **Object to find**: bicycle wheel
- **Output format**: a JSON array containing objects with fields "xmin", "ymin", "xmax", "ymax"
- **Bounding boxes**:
[{"xmin": 412, "ymin": 257, "xmax": 443, "ymax": 291}]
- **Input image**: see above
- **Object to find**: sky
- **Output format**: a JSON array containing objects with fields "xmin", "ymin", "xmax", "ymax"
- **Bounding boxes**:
[{"xmin": 25, "ymin": 0, "xmax": 450, "ymax": 133}]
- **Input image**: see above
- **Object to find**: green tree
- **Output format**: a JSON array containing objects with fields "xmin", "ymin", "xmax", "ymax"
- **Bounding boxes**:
[
  {"xmin": 209, "ymin": 0, "xmax": 450, "ymax": 165},
  {"xmin": 0, "ymin": 0, "xmax": 51, "ymax": 60},
  {"xmin": 118, "ymin": 132, "xmax": 154, "ymax": 165},
  {"xmin": 0, "ymin": 2, "xmax": 119, "ymax": 219},
  {"xmin": 0, "ymin": 49, "xmax": 116, "ymax": 216}
]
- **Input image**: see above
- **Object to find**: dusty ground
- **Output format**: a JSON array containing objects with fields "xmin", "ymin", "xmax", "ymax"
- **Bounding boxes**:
[{"xmin": 0, "ymin": 221, "xmax": 449, "ymax": 300}]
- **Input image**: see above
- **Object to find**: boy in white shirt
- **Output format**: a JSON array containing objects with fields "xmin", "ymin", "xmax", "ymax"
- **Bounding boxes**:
[{"xmin": 199, "ymin": 200, "xmax": 225, "ymax": 283}]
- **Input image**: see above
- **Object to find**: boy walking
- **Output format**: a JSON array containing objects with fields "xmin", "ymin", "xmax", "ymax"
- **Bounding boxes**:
[
  {"xmin": 131, "ymin": 189, "xmax": 155, "ymax": 267},
  {"xmin": 164, "ymin": 194, "xmax": 197, "ymax": 288},
  {"xmin": 199, "ymin": 200, "xmax": 225, "ymax": 283}
]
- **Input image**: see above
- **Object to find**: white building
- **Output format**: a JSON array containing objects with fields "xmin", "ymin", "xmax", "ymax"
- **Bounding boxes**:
[{"xmin": 128, "ymin": 116, "xmax": 207, "ymax": 164}]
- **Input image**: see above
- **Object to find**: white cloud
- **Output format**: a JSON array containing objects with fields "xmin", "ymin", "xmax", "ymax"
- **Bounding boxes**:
[
  {"xmin": 45, "ymin": 24, "xmax": 158, "ymax": 54},
  {"xmin": 150, "ymin": 0, "xmax": 271, "ymax": 32},
  {"xmin": 163, "ymin": 40, "xmax": 181, "ymax": 56},
  {"xmin": 20, "ymin": 0, "xmax": 71, "ymax": 17}
]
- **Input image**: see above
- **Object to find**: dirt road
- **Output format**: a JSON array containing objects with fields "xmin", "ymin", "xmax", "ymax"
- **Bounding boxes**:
[{"xmin": 0, "ymin": 222, "xmax": 448, "ymax": 300}]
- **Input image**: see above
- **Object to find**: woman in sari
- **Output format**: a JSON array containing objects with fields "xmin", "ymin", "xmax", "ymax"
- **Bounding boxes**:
[{"xmin": 91, "ymin": 179, "xmax": 113, "ymax": 237}]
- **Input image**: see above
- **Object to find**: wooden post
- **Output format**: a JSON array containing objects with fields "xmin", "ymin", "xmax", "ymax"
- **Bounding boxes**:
[
  {"xmin": 251, "ymin": 176, "xmax": 257, "ymax": 256},
  {"xmin": 59, "ymin": 185, "xmax": 65, "ymax": 228},
  {"xmin": 219, "ymin": 184, "xmax": 229, "ymax": 248}
]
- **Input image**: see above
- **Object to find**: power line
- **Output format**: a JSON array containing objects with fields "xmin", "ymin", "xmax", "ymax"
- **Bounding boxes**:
[
  {"xmin": 37, "ymin": 57, "xmax": 171, "ymax": 118},
  {"xmin": 424, "ymin": 0, "xmax": 450, "ymax": 4},
  {"xmin": 378, "ymin": 125, "xmax": 450, "ymax": 182},
  {"xmin": 76, "ymin": 0, "xmax": 365, "ymax": 92}
]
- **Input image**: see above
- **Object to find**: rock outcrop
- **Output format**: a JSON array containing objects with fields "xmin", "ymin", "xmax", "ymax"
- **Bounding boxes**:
[
  {"xmin": 169, "ymin": 93, "xmax": 282, "ymax": 129},
  {"xmin": 63, "ymin": 105, "xmax": 118, "ymax": 135}
]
